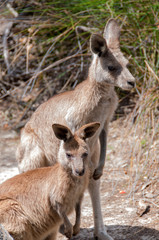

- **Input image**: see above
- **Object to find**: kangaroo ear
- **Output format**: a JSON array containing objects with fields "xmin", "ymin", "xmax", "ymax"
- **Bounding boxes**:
[
  {"xmin": 103, "ymin": 18, "xmax": 120, "ymax": 49},
  {"xmin": 76, "ymin": 26, "xmax": 97, "ymax": 39},
  {"xmin": 90, "ymin": 34, "xmax": 107, "ymax": 56},
  {"xmin": 52, "ymin": 124, "xmax": 73, "ymax": 142},
  {"xmin": 77, "ymin": 122, "xmax": 100, "ymax": 140}
]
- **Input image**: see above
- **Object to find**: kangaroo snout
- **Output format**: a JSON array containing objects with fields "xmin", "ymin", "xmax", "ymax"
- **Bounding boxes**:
[
  {"xmin": 120, "ymin": 68, "xmax": 135, "ymax": 90},
  {"xmin": 75, "ymin": 168, "xmax": 85, "ymax": 177},
  {"xmin": 127, "ymin": 80, "xmax": 135, "ymax": 88}
]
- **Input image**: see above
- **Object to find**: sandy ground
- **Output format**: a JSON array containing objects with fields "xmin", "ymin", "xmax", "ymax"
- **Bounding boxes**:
[{"xmin": 0, "ymin": 121, "xmax": 159, "ymax": 240}]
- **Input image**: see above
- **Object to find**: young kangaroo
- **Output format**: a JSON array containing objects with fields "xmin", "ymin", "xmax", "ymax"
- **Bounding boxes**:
[
  {"xmin": 17, "ymin": 19, "xmax": 135, "ymax": 240},
  {"xmin": 0, "ymin": 122, "xmax": 100, "ymax": 240}
]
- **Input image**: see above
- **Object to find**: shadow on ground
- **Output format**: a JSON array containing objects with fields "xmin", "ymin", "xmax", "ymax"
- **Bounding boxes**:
[{"xmin": 66, "ymin": 225, "xmax": 159, "ymax": 240}]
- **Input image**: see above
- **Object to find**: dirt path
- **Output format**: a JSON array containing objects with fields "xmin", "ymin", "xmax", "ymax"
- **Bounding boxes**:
[{"xmin": 0, "ymin": 121, "xmax": 158, "ymax": 240}]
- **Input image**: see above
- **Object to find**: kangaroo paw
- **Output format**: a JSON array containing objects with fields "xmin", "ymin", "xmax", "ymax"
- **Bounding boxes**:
[
  {"xmin": 93, "ymin": 168, "xmax": 103, "ymax": 180},
  {"xmin": 64, "ymin": 224, "xmax": 73, "ymax": 239},
  {"xmin": 73, "ymin": 223, "xmax": 80, "ymax": 236}
]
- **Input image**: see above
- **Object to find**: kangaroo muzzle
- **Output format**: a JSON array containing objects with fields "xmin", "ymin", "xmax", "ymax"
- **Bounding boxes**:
[
  {"xmin": 127, "ymin": 80, "xmax": 135, "ymax": 88},
  {"xmin": 75, "ymin": 168, "xmax": 85, "ymax": 177}
]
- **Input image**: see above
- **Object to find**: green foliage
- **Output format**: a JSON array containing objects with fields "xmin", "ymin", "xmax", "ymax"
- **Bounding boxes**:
[{"xmin": 16, "ymin": 0, "xmax": 158, "ymax": 81}]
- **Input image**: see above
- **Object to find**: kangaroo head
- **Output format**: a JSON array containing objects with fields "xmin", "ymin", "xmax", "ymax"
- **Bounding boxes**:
[
  {"xmin": 90, "ymin": 19, "xmax": 135, "ymax": 90},
  {"xmin": 52, "ymin": 122, "xmax": 100, "ymax": 177}
]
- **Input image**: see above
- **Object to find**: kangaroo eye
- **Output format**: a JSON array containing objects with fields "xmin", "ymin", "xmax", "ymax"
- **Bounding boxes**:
[
  {"xmin": 108, "ymin": 66, "xmax": 116, "ymax": 71},
  {"xmin": 66, "ymin": 153, "xmax": 73, "ymax": 159},
  {"xmin": 82, "ymin": 152, "xmax": 88, "ymax": 158}
]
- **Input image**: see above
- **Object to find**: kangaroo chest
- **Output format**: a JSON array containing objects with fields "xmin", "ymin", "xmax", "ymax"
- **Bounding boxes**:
[{"xmin": 65, "ymin": 93, "xmax": 117, "ymax": 133}]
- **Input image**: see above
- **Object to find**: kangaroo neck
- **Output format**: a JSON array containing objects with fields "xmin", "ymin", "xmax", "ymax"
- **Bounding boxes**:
[
  {"xmin": 65, "ymin": 72, "xmax": 114, "ymax": 132},
  {"xmin": 78, "ymin": 69, "xmax": 114, "ymax": 102},
  {"xmin": 88, "ymin": 59, "xmax": 114, "ymax": 94}
]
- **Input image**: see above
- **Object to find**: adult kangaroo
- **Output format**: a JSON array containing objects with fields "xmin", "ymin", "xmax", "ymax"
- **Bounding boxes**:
[{"xmin": 17, "ymin": 18, "xmax": 135, "ymax": 240}]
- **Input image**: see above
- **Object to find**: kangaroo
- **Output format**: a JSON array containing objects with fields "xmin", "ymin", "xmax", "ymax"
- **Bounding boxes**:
[
  {"xmin": 16, "ymin": 19, "xmax": 135, "ymax": 240},
  {"xmin": 0, "ymin": 122, "xmax": 100, "ymax": 240}
]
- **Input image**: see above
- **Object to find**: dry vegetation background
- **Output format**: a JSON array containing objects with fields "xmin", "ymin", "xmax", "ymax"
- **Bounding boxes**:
[{"xmin": 0, "ymin": 0, "xmax": 159, "ymax": 225}]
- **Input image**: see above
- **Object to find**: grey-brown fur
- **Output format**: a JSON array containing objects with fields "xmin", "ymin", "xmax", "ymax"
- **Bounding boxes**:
[{"xmin": 16, "ymin": 19, "xmax": 135, "ymax": 240}]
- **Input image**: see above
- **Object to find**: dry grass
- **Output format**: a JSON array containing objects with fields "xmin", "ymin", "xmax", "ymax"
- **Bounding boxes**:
[{"xmin": 127, "ymin": 73, "xmax": 159, "ymax": 206}]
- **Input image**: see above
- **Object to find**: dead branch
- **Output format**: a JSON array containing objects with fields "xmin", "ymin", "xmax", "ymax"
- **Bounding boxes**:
[
  {"xmin": 22, "ymin": 53, "xmax": 90, "ymax": 98},
  {"xmin": 3, "ymin": 22, "xmax": 12, "ymax": 74}
]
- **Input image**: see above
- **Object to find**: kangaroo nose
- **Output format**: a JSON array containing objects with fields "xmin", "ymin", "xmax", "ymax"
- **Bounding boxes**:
[
  {"xmin": 128, "ymin": 81, "xmax": 135, "ymax": 88},
  {"xmin": 75, "ymin": 169, "xmax": 85, "ymax": 176}
]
